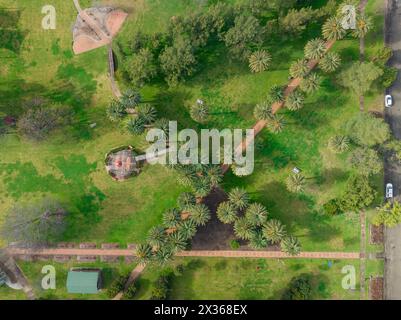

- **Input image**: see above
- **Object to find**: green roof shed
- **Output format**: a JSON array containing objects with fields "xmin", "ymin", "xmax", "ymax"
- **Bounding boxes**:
[{"xmin": 66, "ymin": 269, "xmax": 101, "ymax": 294}]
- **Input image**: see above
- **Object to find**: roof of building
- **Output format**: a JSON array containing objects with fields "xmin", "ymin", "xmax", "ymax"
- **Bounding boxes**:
[{"xmin": 66, "ymin": 269, "xmax": 101, "ymax": 294}]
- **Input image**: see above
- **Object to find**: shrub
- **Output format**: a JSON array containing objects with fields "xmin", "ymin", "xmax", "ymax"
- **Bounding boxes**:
[
  {"xmin": 123, "ymin": 283, "xmax": 137, "ymax": 300},
  {"xmin": 323, "ymin": 199, "xmax": 342, "ymax": 215},
  {"xmin": 230, "ymin": 239, "xmax": 240, "ymax": 249},
  {"xmin": 107, "ymin": 274, "xmax": 129, "ymax": 298},
  {"xmin": 282, "ymin": 274, "xmax": 312, "ymax": 300}
]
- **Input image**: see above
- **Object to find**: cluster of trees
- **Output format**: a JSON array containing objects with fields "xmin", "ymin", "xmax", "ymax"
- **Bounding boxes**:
[
  {"xmin": 217, "ymin": 187, "xmax": 301, "ymax": 255},
  {"xmin": 281, "ymin": 273, "xmax": 313, "ymax": 300},
  {"xmin": 0, "ymin": 198, "xmax": 68, "ymax": 245},
  {"xmin": 106, "ymin": 89, "xmax": 162, "ymax": 136},
  {"xmin": 135, "ymin": 192, "xmax": 211, "ymax": 266},
  {"xmin": 373, "ymin": 201, "xmax": 401, "ymax": 228},
  {"xmin": 149, "ymin": 265, "xmax": 185, "ymax": 300}
]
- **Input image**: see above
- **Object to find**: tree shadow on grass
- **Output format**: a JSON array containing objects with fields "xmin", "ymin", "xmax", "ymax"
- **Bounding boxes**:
[{"xmin": 169, "ymin": 259, "xmax": 206, "ymax": 299}]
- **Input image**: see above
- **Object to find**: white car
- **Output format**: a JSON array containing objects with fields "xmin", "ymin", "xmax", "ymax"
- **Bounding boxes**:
[
  {"xmin": 386, "ymin": 183, "xmax": 394, "ymax": 199},
  {"xmin": 385, "ymin": 95, "xmax": 393, "ymax": 108}
]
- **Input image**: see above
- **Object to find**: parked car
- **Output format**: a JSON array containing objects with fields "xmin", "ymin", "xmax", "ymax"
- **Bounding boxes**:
[
  {"xmin": 386, "ymin": 183, "xmax": 394, "ymax": 199},
  {"xmin": 385, "ymin": 94, "xmax": 393, "ymax": 108}
]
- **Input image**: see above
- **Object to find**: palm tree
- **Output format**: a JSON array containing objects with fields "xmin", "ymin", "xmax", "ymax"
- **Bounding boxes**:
[
  {"xmin": 263, "ymin": 219, "xmax": 287, "ymax": 244},
  {"xmin": 153, "ymin": 245, "xmax": 175, "ymax": 266},
  {"xmin": 107, "ymin": 100, "xmax": 126, "ymax": 122},
  {"xmin": 300, "ymin": 73, "xmax": 321, "ymax": 93},
  {"xmin": 352, "ymin": 15, "xmax": 372, "ymax": 39},
  {"xmin": 232, "ymin": 164, "xmax": 254, "ymax": 177},
  {"xmin": 189, "ymin": 204, "xmax": 211, "ymax": 226},
  {"xmin": 153, "ymin": 117, "xmax": 170, "ymax": 138},
  {"xmin": 249, "ymin": 230, "xmax": 268, "ymax": 249},
  {"xmin": 249, "ymin": 50, "xmax": 272, "ymax": 73},
  {"xmin": 162, "ymin": 208, "xmax": 181, "ymax": 229},
  {"xmin": 176, "ymin": 166, "xmax": 198, "ymax": 187},
  {"xmin": 328, "ymin": 135, "xmax": 350, "ymax": 153},
  {"xmin": 204, "ymin": 165, "xmax": 222, "ymax": 187},
  {"xmin": 319, "ymin": 52, "xmax": 341, "ymax": 73},
  {"xmin": 137, "ymin": 104, "xmax": 157, "ymax": 124},
  {"xmin": 289, "ymin": 59, "xmax": 309, "ymax": 79},
  {"xmin": 147, "ymin": 226, "xmax": 166, "ymax": 249},
  {"xmin": 192, "ymin": 177, "xmax": 212, "ymax": 199},
  {"xmin": 178, "ymin": 220, "xmax": 197, "ymax": 240},
  {"xmin": 228, "ymin": 187, "xmax": 250, "ymax": 211},
  {"xmin": 281, "ymin": 236, "xmax": 301, "ymax": 256},
  {"xmin": 217, "ymin": 201, "xmax": 238, "ymax": 224},
  {"xmin": 269, "ymin": 85, "xmax": 284, "ymax": 103},
  {"xmin": 135, "ymin": 243, "xmax": 153, "ymax": 265},
  {"xmin": 304, "ymin": 38, "xmax": 327, "ymax": 60},
  {"xmin": 267, "ymin": 114, "xmax": 285, "ymax": 134},
  {"xmin": 234, "ymin": 217, "xmax": 254, "ymax": 240},
  {"xmin": 121, "ymin": 89, "xmax": 141, "ymax": 108},
  {"xmin": 254, "ymin": 101, "xmax": 273, "ymax": 121},
  {"xmin": 286, "ymin": 91, "xmax": 305, "ymax": 111},
  {"xmin": 286, "ymin": 173, "xmax": 306, "ymax": 193},
  {"xmin": 177, "ymin": 192, "xmax": 196, "ymax": 211},
  {"xmin": 322, "ymin": 17, "xmax": 346, "ymax": 41},
  {"xmin": 190, "ymin": 102, "xmax": 209, "ymax": 123},
  {"xmin": 167, "ymin": 232, "xmax": 187, "ymax": 252},
  {"xmin": 126, "ymin": 116, "xmax": 145, "ymax": 135},
  {"xmin": 245, "ymin": 203, "xmax": 269, "ymax": 227}
]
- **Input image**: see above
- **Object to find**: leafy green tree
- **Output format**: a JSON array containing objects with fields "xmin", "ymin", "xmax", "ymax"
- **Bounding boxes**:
[
  {"xmin": 281, "ymin": 236, "xmax": 301, "ymax": 256},
  {"xmin": 327, "ymin": 135, "xmax": 350, "ymax": 153},
  {"xmin": 269, "ymin": 85, "xmax": 284, "ymax": 103},
  {"xmin": 249, "ymin": 230, "xmax": 268, "ymax": 249},
  {"xmin": 137, "ymin": 104, "xmax": 157, "ymax": 124},
  {"xmin": 352, "ymin": 15, "xmax": 372, "ymax": 39},
  {"xmin": 162, "ymin": 208, "xmax": 181, "ymax": 229},
  {"xmin": 379, "ymin": 66, "xmax": 398, "ymax": 89},
  {"xmin": 135, "ymin": 243, "xmax": 153, "ymax": 265},
  {"xmin": 286, "ymin": 173, "xmax": 305, "ymax": 193},
  {"xmin": 249, "ymin": 50, "xmax": 271, "ymax": 73},
  {"xmin": 126, "ymin": 116, "xmax": 145, "ymax": 135},
  {"xmin": 345, "ymin": 113, "xmax": 390, "ymax": 147},
  {"xmin": 349, "ymin": 148, "xmax": 381, "ymax": 176},
  {"xmin": 319, "ymin": 51, "xmax": 341, "ymax": 73},
  {"xmin": 373, "ymin": 201, "xmax": 401, "ymax": 228},
  {"xmin": 160, "ymin": 37, "xmax": 196, "ymax": 86},
  {"xmin": 300, "ymin": 73, "xmax": 321, "ymax": 93},
  {"xmin": 263, "ymin": 219, "xmax": 287, "ymax": 244},
  {"xmin": 107, "ymin": 100, "xmax": 126, "ymax": 122},
  {"xmin": 190, "ymin": 102, "xmax": 209, "ymax": 123},
  {"xmin": 224, "ymin": 14, "xmax": 264, "ymax": 61},
  {"xmin": 234, "ymin": 217, "xmax": 254, "ymax": 240},
  {"xmin": 125, "ymin": 48, "xmax": 157, "ymax": 86},
  {"xmin": 282, "ymin": 274, "xmax": 312, "ymax": 300},
  {"xmin": 177, "ymin": 192, "xmax": 196, "ymax": 211},
  {"xmin": 304, "ymin": 38, "xmax": 326, "ymax": 60},
  {"xmin": 228, "ymin": 187, "xmax": 250, "ymax": 210},
  {"xmin": 322, "ymin": 17, "xmax": 346, "ymax": 41},
  {"xmin": 280, "ymin": 7, "xmax": 315, "ymax": 36},
  {"xmin": 147, "ymin": 226, "xmax": 167, "ymax": 249},
  {"xmin": 245, "ymin": 203, "xmax": 269, "ymax": 227},
  {"xmin": 339, "ymin": 175, "xmax": 376, "ymax": 212},
  {"xmin": 286, "ymin": 91, "xmax": 305, "ymax": 111},
  {"xmin": 189, "ymin": 204, "xmax": 211, "ymax": 226},
  {"xmin": 217, "ymin": 201, "xmax": 238, "ymax": 224},
  {"xmin": 289, "ymin": 59, "xmax": 309, "ymax": 78}
]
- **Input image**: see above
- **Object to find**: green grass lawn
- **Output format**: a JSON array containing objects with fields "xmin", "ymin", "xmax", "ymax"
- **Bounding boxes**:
[{"xmin": 135, "ymin": 257, "xmax": 360, "ymax": 300}]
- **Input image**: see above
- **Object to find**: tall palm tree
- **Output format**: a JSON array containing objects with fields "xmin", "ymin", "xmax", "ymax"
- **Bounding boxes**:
[
  {"xmin": 249, "ymin": 230, "xmax": 268, "ymax": 249},
  {"xmin": 232, "ymin": 164, "xmax": 254, "ymax": 177},
  {"xmin": 263, "ymin": 219, "xmax": 287, "ymax": 244},
  {"xmin": 153, "ymin": 245, "xmax": 175, "ymax": 266},
  {"xmin": 162, "ymin": 208, "xmax": 181, "ymax": 229},
  {"xmin": 289, "ymin": 59, "xmax": 309, "ymax": 79},
  {"xmin": 167, "ymin": 232, "xmax": 187, "ymax": 252},
  {"xmin": 126, "ymin": 116, "xmax": 145, "ymax": 135},
  {"xmin": 228, "ymin": 187, "xmax": 250, "ymax": 211},
  {"xmin": 319, "ymin": 52, "xmax": 341, "ymax": 73},
  {"xmin": 249, "ymin": 49, "xmax": 272, "ymax": 73},
  {"xmin": 322, "ymin": 17, "xmax": 346, "ymax": 41},
  {"xmin": 177, "ymin": 192, "xmax": 196, "ymax": 211},
  {"xmin": 178, "ymin": 220, "xmax": 197, "ymax": 240},
  {"xmin": 327, "ymin": 135, "xmax": 350, "ymax": 153},
  {"xmin": 137, "ymin": 104, "xmax": 157, "ymax": 124},
  {"xmin": 286, "ymin": 91, "xmax": 305, "ymax": 111},
  {"xmin": 153, "ymin": 117, "xmax": 170, "ymax": 139},
  {"xmin": 352, "ymin": 15, "xmax": 372, "ymax": 39},
  {"xmin": 304, "ymin": 38, "xmax": 327, "ymax": 60},
  {"xmin": 267, "ymin": 114, "xmax": 285, "ymax": 134},
  {"xmin": 234, "ymin": 217, "xmax": 254, "ymax": 240},
  {"xmin": 300, "ymin": 73, "xmax": 321, "ymax": 93},
  {"xmin": 269, "ymin": 85, "xmax": 284, "ymax": 103},
  {"xmin": 254, "ymin": 101, "xmax": 273, "ymax": 121},
  {"xmin": 286, "ymin": 173, "xmax": 306, "ymax": 193},
  {"xmin": 217, "ymin": 201, "xmax": 238, "ymax": 224},
  {"xmin": 107, "ymin": 100, "xmax": 126, "ymax": 122},
  {"xmin": 245, "ymin": 203, "xmax": 269, "ymax": 227},
  {"xmin": 204, "ymin": 165, "xmax": 222, "ymax": 187},
  {"xmin": 147, "ymin": 226, "xmax": 166, "ymax": 249},
  {"xmin": 281, "ymin": 236, "xmax": 301, "ymax": 256},
  {"xmin": 190, "ymin": 103, "xmax": 209, "ymax": 123},
  {"xmin": 192, "ymin": 177, "xmax": 212, "ymax": 199},
  {"xmin": 121, "ymin": 89, "xmax": 142, "ymax": 108},
  {"xmin": 135, "ymin": 243, "xmax": 153, "ymax": 265},
  {"xmin": 189, "ymin": 204, "xmax": 211, "ymax": 226}
]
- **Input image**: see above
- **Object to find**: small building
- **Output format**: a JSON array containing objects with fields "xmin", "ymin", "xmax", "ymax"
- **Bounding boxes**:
[{"xmin": 66, "ymin": 268, "xmax": 102, "ymax": 294}]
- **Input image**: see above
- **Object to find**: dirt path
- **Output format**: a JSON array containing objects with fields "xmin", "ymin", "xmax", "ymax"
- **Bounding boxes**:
[{"xmin": 112, "ymin": 264, "xmax": 146, "ymax": 300}]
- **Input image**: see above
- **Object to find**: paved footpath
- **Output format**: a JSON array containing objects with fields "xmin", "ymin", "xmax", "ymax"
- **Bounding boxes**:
[{"xmin": 7, "ymin": 247, "xmax": 360, "ymax": 260}]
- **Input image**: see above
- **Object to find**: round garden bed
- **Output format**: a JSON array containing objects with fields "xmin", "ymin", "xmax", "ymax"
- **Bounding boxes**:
[{"xmin": 105, "ymin": 146, "xmax": 140, "ymax": 181}]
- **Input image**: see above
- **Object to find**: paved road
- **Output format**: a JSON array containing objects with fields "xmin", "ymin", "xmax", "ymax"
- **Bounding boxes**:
[{"xmin": 385, "ymin": 0, "xmax": 401, "ymax": 300}]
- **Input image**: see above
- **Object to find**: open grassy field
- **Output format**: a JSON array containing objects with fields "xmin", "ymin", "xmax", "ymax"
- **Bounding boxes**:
[{"xmin": 135, "ymin": 257, "xmax": 360, "ymax": 300}]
